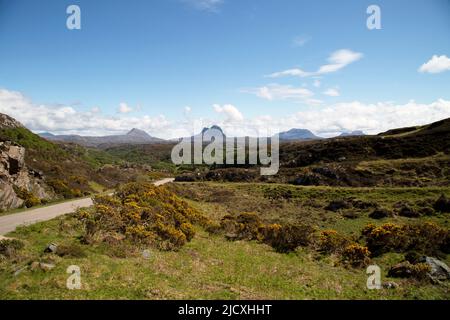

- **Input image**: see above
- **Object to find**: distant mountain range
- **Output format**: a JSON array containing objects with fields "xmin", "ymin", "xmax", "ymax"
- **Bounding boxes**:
[
  {"xmin": 37, "ymin": 124, "xmax": 368, "ymax": 146},
  {"xmin": 39, "ymin": 128, "xmax": 164, "ymax": 147}
]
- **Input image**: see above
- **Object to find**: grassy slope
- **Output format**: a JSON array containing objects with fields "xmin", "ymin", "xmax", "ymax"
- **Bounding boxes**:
[
  {"xmin": 1, "ymin": 183, "xmax": 449, "ymax": 299},
  {"xmin": 0, "ymin": 127, "xmax": 153, "ymax": 204}
]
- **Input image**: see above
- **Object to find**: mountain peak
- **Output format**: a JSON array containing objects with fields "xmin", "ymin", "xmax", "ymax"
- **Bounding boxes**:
[
  {"xmin": 127, "ymin": 128, "xmax": 151, "ymax": 138},
  {"xmin": 201, "ymin": 125, "xmax": 224, "ymax": 134},
  {"xmin": 279, "ymin": 128, "xmax": 320, "ymax": 141}
]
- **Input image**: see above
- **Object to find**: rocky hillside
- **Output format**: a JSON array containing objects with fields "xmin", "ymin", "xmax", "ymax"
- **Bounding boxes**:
[
  {"xmin": 0, "ymin": 113, "xmax": 151, "ymax": 211},
  {"xmin": 0, "ymin": 141, "xmax": 54, "ymax": 210}
]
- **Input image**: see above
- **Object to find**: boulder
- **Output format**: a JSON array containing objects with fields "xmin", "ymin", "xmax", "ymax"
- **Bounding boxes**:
[
  {"xmin": 44, "ymin": 243, "xmax": 58, "ymax": 253},
  {"xmin": 420, "ymin": 256, "xmax": 450, "ymax": 282}
]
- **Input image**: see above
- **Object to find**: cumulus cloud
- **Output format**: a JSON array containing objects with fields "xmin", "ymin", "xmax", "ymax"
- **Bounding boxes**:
[
  {"xmin": 267, "ymin": 68, "xmax": 310, "ymax": 78},
  {"xmin": 196, "ymin": 99, "xmax": 450, "ymax": 138},
  {"xmin": 213, "ymin": 104, "xmax": 244, "ymax": 122},
  {"xmin": 0, "ymin": 88, "xmax": 170, "ymax": 137},
  {"xmin": 267, "ymin": 49, "xmax": 363, "ymax": 78},
  {"xmin": 286, "ymin": 99, "xmax": 450, "ymax": 137},
  {"xmin": 1, "ymin": 88, "xmax": 450, "ymax": 140},
  {"xmin": 118, "ymin": 103, "xmax": 133, "ymax": 114},
  {"xmin": 245, "ymin": 84, "xmax": 314, "ymax": 102},
  {"xmin": 182, "ymin": 0, "xmax": 223, "ymax": 12},
  {"xmin": 316, "ymin": 49, "xmax": 363, "ymax": 75},
  {"xmin": 419, "ymin": 55, "xmax": 450, "ymax": 74},
  {"xmin": 323, "ymin": 88, "xmax": 340, "ymax": 97}
]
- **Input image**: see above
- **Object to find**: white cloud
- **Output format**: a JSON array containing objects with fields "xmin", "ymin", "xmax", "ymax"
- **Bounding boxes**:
[
  {"xmin": 1, "ymin": 88, "xmax": 450, "ymax": 140},
  {"xmin": 202, "ymin": 99, "xmax": 450, "ymax": 138},
  {"xmin": 118, "ymin": 103, "xmax": 133, "ymax": 114},
  {"xmin": 323, "ymin": 88, "xmax": 340, "ymax": 97},
  {"xmin": 313, "ymin": 79, "xmax": 321, "ymax": 88},
  {"xmin": 267, "ymin": 68, "xmax": 310, "ymax": 78},
  {"xmin": 182, "ymin": 0, "xmax": 223, "ymax": 12},
  {"xmin": 287, "ymin": 99, "xmax": 450, "ymax": 137},
  {"xmin": 419, "ymin": 55, "xmax": 450, "ymax": 74},
  {"xmin": 0, "ymin": 88, "xmax": 170, "ymax": 137},
  {"xmin": 246, "ymin": 84, "xmax": 314, "ymax": 101},
  {"xmin": 316, "ymin": 49, "xmax": 363, "ymax": 75},
  {"xmin": 267, "ymin": 49, "xmax": 363, "ymax": 78},
  {"xmin": 213, "ymin": 104, "xmax": 244, "ymax": 122}
]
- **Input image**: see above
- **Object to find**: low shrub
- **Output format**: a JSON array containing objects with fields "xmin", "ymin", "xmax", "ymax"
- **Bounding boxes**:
[
  {"xmin": 260, "ymin": 223, "xmax": 316, "ymax": 253},
  {"xmin": 362, "ymin": 222, "xmax": 449, "ymax": 256},
  {"xmin": 318, "ymin": 230, "xmax": 353, "ymax": 254},
  {"xmin": 325, "ymin": 200, "xmax": 351, "ymax": 212},
  {"xmin": 388, "ymin": 261, "xmax": 431, "ymax": 280},
  {"xmin": 55, "ymin": 243, "xmax": 86, "ymax": 258},
  {"xmin": 263, "ymin": 187, "xmax": 293, "ymax": 202},
  {"xmin": 369, "ymin": 208, "xmax": 393, "ymax": 219},
  {"xmin": 13, "ymin": 186, "xmax": 41, "ymax": 208},
  {"xmin": 0, "ymin": 239, "xmax": 24, "ymax": 258},
  {"xmin": 220, "ymin": 213, "xmax": 263, "ymax": 240},
  {"xmin": 434, "ymin": 194, "xmax": 450, "ymax": 213},
  {"xmin": 341, "ymin": 244, "xmax": 371, "ymax": 267},
  {"xmin": 77, "ymin": 182, "xmax": 208, "ymax": 251}
]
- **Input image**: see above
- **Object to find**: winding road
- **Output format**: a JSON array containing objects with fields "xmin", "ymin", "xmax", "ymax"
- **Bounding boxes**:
[{"xmin": 0, "ymin": 178, "xmax": 175, "ymax": 237}]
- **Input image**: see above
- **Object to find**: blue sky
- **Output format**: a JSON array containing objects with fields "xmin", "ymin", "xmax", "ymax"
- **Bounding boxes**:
[{"xmin": 0, "ymin": 0, "xmax": 449, "ymax": 138}]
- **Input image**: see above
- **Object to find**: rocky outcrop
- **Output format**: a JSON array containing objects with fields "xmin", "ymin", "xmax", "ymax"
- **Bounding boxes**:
[
  {"xmin": 0, "ymin": 141, "xmax": 53, "ymax": 211},
  {"xmin": 0, "ymin": 113, "xmax": 24, "ymax": 130}
]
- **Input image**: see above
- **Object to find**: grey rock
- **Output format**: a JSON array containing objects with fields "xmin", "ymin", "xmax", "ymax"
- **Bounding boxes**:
[
  {"xmin": 420, "ymin": 256, "xmax": 450, "ymax": 282},
  {"xmin": 0, "ymin": 139, "xmax": 54, "ymax": 211},
  {"xmin": 44, "ymin": 243, "xmax": 58, "ymax": 253},
  {"xmin": 39, "ymin": 262, "xmax": 55, "ymax": 272},
  {"xmin": 382, "ymin": 282, "xmax": 399, "ymax": 289}
]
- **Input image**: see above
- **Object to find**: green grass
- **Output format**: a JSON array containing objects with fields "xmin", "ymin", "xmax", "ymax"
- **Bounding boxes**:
[
  {"xmin": 1, "ymin": 182, "xmax": 450, "ymax": 299},
  {"xmin": 1, "ymin": 214, "xmax": 449, "ymax": 300}
]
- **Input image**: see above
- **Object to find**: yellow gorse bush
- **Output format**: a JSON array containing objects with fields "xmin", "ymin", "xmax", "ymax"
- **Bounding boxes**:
[{"xmin": 77, "ymin": 182, "xmax": 210, "ymax": 251}]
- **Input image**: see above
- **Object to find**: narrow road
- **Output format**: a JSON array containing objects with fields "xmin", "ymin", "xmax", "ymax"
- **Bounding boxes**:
[{"xmin": 0, "ymin": 178, "xmax": 175, "ymax": 236}]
